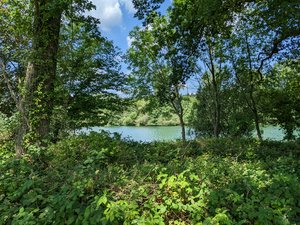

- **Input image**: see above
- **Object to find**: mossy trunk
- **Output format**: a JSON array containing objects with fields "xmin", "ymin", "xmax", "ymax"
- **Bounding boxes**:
[{"xmin": 28, "ymin": 0, "xmax": 63, "ymax": 144}]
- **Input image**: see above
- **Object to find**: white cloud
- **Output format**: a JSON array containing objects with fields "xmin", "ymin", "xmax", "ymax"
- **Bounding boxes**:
[
  {"xmin": 120, "ymin": 0, "xmax": 136, "ymax": 14},
  {"xmin": 127, "ymin": 36, "xmax": 134, "ymax": 47},
  {"xmin": 89, "ymin": 0, "xmax": 136, "ymax": 31},
  {"xmin": 89, "ymin": 0, "xmax": 122, "ymax": 31}
]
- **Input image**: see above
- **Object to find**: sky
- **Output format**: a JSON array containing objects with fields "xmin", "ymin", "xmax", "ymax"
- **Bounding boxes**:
[
  {"xmin": 89, "ymin": 0, "xmax": 171, "ymax": 52},
  {"xmin": 88, "ymin": 0, "xmax": 198, "ymax": 94}
]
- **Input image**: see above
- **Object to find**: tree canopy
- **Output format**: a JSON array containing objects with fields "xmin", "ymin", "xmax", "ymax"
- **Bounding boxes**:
[{"xmin": 0, "ymin": 0, "xmax": 126, "ymax": 153}]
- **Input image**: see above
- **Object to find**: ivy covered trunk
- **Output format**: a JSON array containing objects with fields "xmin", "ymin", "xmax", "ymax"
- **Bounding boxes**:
[
  {"xmin": 31, "ymin": 0, "xmax": 62, "ymax": 142},
  {"xmin": 16, "ymin": 0, "xmax": 63, "ymax": 152}
]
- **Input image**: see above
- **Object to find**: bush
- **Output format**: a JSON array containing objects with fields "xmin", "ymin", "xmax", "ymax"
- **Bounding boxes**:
[
  {"xmin": 0, "ymin": 113, "xmax": 15, "ymax": 141},
  {"xmin": 0, "ymin": 133, "xmax": 299, "ymax": 224}
]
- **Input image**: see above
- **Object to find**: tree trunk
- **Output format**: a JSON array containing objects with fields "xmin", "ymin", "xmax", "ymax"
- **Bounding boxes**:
[
  {"xmin": 250, "ymin": 90, "xmax": 262, "ymax": 141},
  {"xmin": 15, "ymin": 63, "xmax": 35, "ymax": 154},
  {"xmin": 0, "ymin": 61, "xmax": 32, "ymax": 155},
  {"xmin": 170, "ymin": 86, "xmax": 186, "ymax": 142},
  {"xmin": 254, "ymin": 113, "xmax": 262, "ymax": 141},
  {"xmin": 1, "ymin": 1, "xmax": 64, "ymax": 153},
  {"xmin": 178, "ymin": 112, "xmax": 186, "ymax": 142},
  {"xmin": 212, "ymin": 77, "xmax": 221, "ymax": 138},
  {"xmin": 29, "ymin": 0, "xmax": 63, "ymax": 143},
  {"xmin": 15, "ymin": 118, "xmax": 27, "ymax": 156},
  {"xmin": 208, "ymin": 43, "xmax": 221, "ymax": 138}
]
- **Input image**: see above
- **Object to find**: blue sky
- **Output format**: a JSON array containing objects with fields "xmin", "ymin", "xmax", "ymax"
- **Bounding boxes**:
[{"xmin": 89, "ymin": 0, "xmax": 171, "ymax": 52}]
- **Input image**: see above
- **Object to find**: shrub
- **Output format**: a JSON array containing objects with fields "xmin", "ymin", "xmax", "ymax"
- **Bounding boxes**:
[{"xmin": 0, "ymin": 133, "xmax": 299, "ymax": 224}]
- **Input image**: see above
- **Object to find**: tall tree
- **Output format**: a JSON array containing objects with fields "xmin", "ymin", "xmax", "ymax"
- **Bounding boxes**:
[
  {"xmin": 14, "ymin": 0, "xmax": 67, "ymax": 150},
  {"xmin": 169, "ymin": 0, "xmax": 299, "ymax": 140},
  {"xmin": 127, "ymin": 16, "xmax": 196, "ymax": 142},
  {"xmin": 0, "ymin": 0, "xmax": 124, "ymax": 154},
  {"xmin": 225, "ymin": 1, "xmax": 299, "ymax": 140},
  {"xmin": 0, "ymin": 0, "xmax": 33, "ymax": 154}
]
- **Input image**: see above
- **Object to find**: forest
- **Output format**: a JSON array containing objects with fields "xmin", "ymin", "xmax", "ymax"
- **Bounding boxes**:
[{"xmin": 0, "ymin": 0, "xmax": 299, "ymax": 224}]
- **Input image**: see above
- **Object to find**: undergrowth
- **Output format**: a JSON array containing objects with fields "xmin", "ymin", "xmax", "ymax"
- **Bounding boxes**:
[{"xmin": 1, "ymin": 132, "xmax": 299, "ymax": 224}]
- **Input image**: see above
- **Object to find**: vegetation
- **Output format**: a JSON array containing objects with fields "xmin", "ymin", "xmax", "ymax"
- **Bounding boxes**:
[
  {"xmin": 0, "ymin": 0, "xmax": 299, "ymax": 224},
  {"xmin": 1, "ymin": 132, "xmax": 300, "ymax": 224},
  {"xmin": 127, "ymin": 15, "xmax": 197, "ymax": 141},
  {"xmin": 110, "ymin": 97, "xmax": 195, "ymax": 126},
  {"xmin": 0, "ymin": 0, "xmax": 125, "ymax": 154},
  {"xmin": 130, "ymin": 0, "xmax": 299, "ymax": 141}
]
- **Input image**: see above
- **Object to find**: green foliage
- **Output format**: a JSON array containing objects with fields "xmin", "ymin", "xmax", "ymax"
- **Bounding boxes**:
[
  {"xmin": 0, "ymin": 0, "xmax": 31, "ymax": 117},
  {"xmin": 190, "ymin": 74, "xmax": 254, "ymax": 138},
  {"xmin": 0, "ymin": 0, "xmax": 126, "ymax": 148},
  {"xmin": 260, "ymin": 61, "xmax": 300, "ymax": 140},
  {"xmin": 57, "ymin": 20, "xmax": 127, "ymax": 131},
  {"xmin": 111, "ymin": 97, "xmax": 194, "ymax": 126},
  {"xmin": 0, "ymin": 78, "xmax": 15, "ymax": 116},
  {"xmin": 132, "ymin": 0, "xmax": 165, "ymax": 22},
  {"xmin": 0, "ymin": 113, "xmax": 16, "ymax": 141},
  {"xmin": 1, "ymin": 133, "xmax": 300, "ymax": 224}
]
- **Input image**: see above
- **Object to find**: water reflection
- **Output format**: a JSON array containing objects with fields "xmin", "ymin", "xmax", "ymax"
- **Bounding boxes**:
[{"xmin": 81, "ymin": 125, "xmax": 291, "ymax": 142}]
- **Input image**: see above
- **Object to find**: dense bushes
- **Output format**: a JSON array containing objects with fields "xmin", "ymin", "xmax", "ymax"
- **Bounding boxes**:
[{"xmin": 1, "ymin": 133, "xmax": 299, "ymax": 224}]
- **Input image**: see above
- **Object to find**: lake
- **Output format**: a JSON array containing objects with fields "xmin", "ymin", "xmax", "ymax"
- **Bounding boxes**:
[{"xmin": 82, "ymin": 125, "xmax": 290, "ymax": 142}]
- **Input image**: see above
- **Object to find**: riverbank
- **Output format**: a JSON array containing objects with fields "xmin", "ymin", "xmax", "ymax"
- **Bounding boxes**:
[{"xmin": 1, "ymin": 132, "xmax": 299, "ymax": 224}]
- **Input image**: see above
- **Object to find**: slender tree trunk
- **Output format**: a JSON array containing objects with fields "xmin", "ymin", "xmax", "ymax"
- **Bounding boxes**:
[
  {"xmin": 208, "ymin": 43, "xmax": 220, "ymax": 138},
  {"xmin": 245, "ymin": 37, "xmax": 262, "ymax": 141},
  {"xmin": 211, "ymin": 76, "xmax": 221, "ymax": 138},
  {"xmin": 231, "ymin": 36, "xmax": 262, "ymax": 141},
  {"xmin": 15, "ymin": 63, "xmax": 34, "ymax": 155},
  {"xmin": 0, "ymin": 61, "xmax": 32, "ymax": 155},
  {"xmin": 178, "ymin": 112, "xmax": 186, "ymax": 142},
  {"xmin": 15, "ymin": 118, "xmax": 26, "ymax": 156},
  {"xmin": 170, "ymin": 86, "xmax": 186, "ymax": 142},
  {"xmin": 249, "ymin": 89, "xmax": 262, "ymax": 141}
]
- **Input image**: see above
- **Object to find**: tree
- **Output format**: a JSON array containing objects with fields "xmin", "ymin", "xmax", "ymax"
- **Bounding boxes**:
[
  {"xmin": 0, "ymin": 0, "xmax": 34, "ymax": 154},
  {"xmin": 225, "ymin": 1, "xmax": 299, "ymax": 140},
  {"xmin": 0, "ymin": 0, "xmax": 125, "ymax": 154},
  {"xmin": 260, "ymin": 60, "xmax": 300, "ymax": 140},
  {"xmin": 190, "ymin": 64, "xmax": 253, "ymax": 138},
  {"xmin": 127, "ymin": 15, "xmax": 197, "ymax": 142},
  {"xmin": 55, "ymin": 20, "xmax": 126, "ymax": 135},
  {"xmin": 169, "ymin": 0, "xmax": 299, "ymax": 140},
  {"xmin": 227, "ymin": 27, "xmax": 265, "ymax": 141}
]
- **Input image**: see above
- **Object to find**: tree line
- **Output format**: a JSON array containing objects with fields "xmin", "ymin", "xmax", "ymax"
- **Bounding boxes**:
[
  {"xmin": 0, "ymin": 0, "xmax": 299, "ymax": 155},
  {"xmin": 129, "ymin": 0, "xmax": 300, "ymax": 141}
]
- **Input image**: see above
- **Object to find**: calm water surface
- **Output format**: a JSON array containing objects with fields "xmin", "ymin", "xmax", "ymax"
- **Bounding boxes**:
[{"xmin": 83, "ymin": 125, "xmax": 289, "ymax": 142}]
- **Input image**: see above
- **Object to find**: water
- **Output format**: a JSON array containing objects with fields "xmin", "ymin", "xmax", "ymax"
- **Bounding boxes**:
[
  {"xmin": 84, "ymin": 126, "xmax": 190, "ymax": 142},
  {"xmin": 259, "ymin": 126, "xmax": 285, "ymax": 141},
  {"xmin": 82, "ymin": 125, "xmax": 291, "ymax": 142}
]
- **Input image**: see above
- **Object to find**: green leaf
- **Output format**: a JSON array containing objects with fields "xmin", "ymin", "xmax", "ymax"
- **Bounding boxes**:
[{"xmin": 97, "ymin": 194, "xmax": 108, "ymax": 206}]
